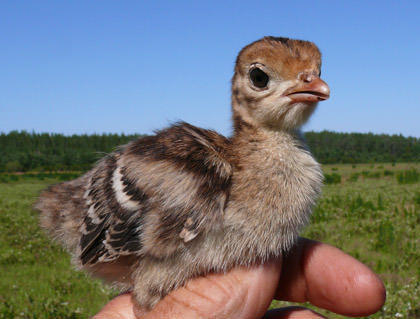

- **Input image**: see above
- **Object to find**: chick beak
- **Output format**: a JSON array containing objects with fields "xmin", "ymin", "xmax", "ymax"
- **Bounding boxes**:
[{"xmin": 283, "ymin": 76, "xmax": 330, "ymax": 103}]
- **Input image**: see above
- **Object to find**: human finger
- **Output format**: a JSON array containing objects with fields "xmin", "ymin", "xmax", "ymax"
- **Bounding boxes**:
[
  {"xmin": 265, "ymin": 306, "xmax": 327, "ymax": 318},
  {"xmin": 135, "ymin": 258, "xmax": 282, "ymax": 319},
  {"xmin": 276, "ymin": 238, "xmax": 386, "ymax": 317},
  {"xmin": 93, "ymin": 293, "xmax": 136, "ymax": 319}
]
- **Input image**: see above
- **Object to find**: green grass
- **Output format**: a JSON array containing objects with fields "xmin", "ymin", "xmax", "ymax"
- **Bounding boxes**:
[
  {"xmin": 0, "ymin": 178, "xmax": 115, "ymax": 318},
  {"xmin": 397, "ymin": 168, "xmax": 420, "ymax": 184},
  {"xmin": 0, "ymin": 164, "xmax": 419, "ymax": 318}
]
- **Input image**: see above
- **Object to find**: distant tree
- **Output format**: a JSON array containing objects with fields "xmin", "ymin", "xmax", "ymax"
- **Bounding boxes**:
[
  {"xmin": 0, "ymin": 130, "xmax": 418, "ymax": 172},
  {"xmin": 0, "ymin": 131, "xmax": 142, "ymax": 172},
  {"xmin": 304, "ymin": 131, "xmax": 419, "ymax": 164}
]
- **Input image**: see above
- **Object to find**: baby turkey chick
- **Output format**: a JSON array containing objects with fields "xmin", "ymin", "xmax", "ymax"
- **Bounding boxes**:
[{"xmin": 35, "ymin": 36, "xmax": 330, "ymax": 310}]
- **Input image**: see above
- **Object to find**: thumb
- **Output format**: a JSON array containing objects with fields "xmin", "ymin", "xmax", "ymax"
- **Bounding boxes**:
[{"xmin": 137, "ymin": 258, "xmax": 282, "ymax": 319}]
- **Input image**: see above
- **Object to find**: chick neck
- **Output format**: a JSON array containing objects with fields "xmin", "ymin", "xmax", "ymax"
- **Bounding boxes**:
[{"xmin": 230, "ymin": 107, "xmax": 304, "ymax": 147}]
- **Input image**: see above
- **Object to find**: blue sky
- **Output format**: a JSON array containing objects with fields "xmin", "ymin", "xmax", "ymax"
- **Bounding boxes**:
[{"xmin": 1, "ymin": 1, "xmax": 419, "ymax": 137}]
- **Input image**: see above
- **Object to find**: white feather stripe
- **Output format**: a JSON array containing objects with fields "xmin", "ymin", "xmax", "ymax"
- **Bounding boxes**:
[
  {"xmin": 112, "ymin": 167, "xmax": 141, "ymax": 211},
  {"xmin": 87, "ymin": 205, "xmax": 102, "ymax": 224}
]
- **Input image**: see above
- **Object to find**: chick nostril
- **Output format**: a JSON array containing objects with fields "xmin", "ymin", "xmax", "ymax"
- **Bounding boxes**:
[{"xmin": 298, "ymin": 72, "xmax": 313, "ymax": 83}]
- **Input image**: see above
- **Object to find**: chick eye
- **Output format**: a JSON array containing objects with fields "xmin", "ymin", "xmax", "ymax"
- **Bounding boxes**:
[{"xmin": 249, "ymin": 68, "xmax": 269, "ymax": 88}]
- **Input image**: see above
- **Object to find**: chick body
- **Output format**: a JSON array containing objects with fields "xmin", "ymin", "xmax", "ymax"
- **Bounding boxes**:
[{"xmin": 36, "ymin": 36, "xmax": 328, "ymax": 309}]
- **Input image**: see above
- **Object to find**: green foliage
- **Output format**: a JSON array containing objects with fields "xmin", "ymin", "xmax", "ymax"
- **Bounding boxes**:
[
  {"xmin": 375, "ymin": 220, "xmax": 395, "ymax": 252},
  {"xmin": 304, "ymin": 130, "xmax": 420, "ymax": 164},
  {"xmin": 0, "ymin": 298, "xmax": 85, "ymax": 319},
  {"xmin": 0, "ymin": 180, "xmax": 115, "ymax": 318},
  {"xmin": 358, "ymin": 170, "xmax": 382, "ymax": 179},
  {"xmin": 349, "ymin": 194, "xmax": 375, "ymax": 213},
  {"xmin": 383, "ymin": 170, "xmax": 394, "ymax": 176},
  {"xmin": 349, "ymin": 172, "xmax": 360, "ymax": 182},
  {"xmin": 362, "ymin": 170, "xmax": 370, "ymax": 177},
  {"xmin": 324, "ymin": 173, "xmax": 341, "ymax": 184},
  {"xmin": 396, "ymin": 168, "xmax": 420, "ymax": 184},
  {"xmin": 5, "ymin": 161, "xmax": 23, "ymax": 172},
  {"xmin": 0, "ymin": 173, "xmax": 82, "ymax": 183},
  {"xmin": 0, "ymin": 131, "xmax": 142, "ymax": 172},
  {"xmin": 414, "ymin": 193, "xmax": 420, "ymax": 206},
  {"xmin": 369, "ymin": 172, "xmax": 381, "ymax": 178},
  {"xmin": 377, "ymin": 193, "xmax": 385, "ymax": 210}
]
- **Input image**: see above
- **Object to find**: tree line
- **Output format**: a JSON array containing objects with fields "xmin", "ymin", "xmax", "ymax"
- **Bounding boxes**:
[
  {"xmin": 0, "ymin": 130, "xmax": 419, "ymax": 172},
  {"xmin": 0, "ymin": 131, "xmax": 141, "ymax": 172},
  {"xmin": 304, "ymin": 131, "xmax": 420, "ymax": 164}
]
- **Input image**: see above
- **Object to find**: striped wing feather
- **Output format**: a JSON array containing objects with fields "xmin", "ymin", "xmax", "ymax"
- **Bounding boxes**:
[{"xmin": 79, "ymin": 122, "xmax": 233, "ymax": 265}]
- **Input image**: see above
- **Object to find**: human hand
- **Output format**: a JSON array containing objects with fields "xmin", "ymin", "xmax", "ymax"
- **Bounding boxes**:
[{"xmin": 93, "ymin": 238, "xmax": 386, "ymax": 319}]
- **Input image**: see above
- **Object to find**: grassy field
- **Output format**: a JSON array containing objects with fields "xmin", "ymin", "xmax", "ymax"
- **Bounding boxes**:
[
  {"xmin": 0, "ymin": 176, "xmax": 115, "ymax": 319},
  {"xmin": 0, "ymin": 163, "xmax": 419, "ymax": 318}
]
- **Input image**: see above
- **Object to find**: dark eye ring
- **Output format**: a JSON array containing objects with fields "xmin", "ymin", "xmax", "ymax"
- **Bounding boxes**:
[{"xmin": 249, "ymin": 68, "xmax": 269, "ymax": 89}]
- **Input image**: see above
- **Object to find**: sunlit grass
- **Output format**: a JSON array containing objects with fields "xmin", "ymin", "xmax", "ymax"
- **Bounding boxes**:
[{"xmin": 0, "ymin": 180, "xmax": 115, "ymax": 318}]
